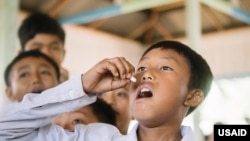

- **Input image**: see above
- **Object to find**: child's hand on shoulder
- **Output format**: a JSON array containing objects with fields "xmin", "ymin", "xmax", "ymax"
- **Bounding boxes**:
[{"xmin": 82, "ymin": 57, "xmax": 135, "ymax": 94}]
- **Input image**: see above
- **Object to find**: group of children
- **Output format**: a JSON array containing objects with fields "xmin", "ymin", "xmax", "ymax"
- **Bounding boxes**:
[
  {"xmin": 4, "ymin": 13, "xmax": 133, "ymax": 135},
  {"xmin": 0, "ymin": 13, "xmax": 213, "ymax": 141},
  {"xmin": 18, "ymin": 13, "xmax": 68, "ymax": 83}
]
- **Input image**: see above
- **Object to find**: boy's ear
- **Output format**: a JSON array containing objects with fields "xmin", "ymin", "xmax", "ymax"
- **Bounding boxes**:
[
  {"xmin": 184, "ymin": 89, "xmax": 204, "ymax": 107},
  {"xmin": 5, "ymin": 87, "xmax": 15, "ymax": 101}
]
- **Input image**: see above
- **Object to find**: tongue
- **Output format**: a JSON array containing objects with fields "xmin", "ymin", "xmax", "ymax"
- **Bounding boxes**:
[{"xmin": 139, "ymin": 91, "xmax": 152, "ymax": 98}]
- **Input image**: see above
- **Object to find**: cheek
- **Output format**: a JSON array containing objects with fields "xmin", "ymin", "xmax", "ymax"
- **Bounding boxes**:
[
  {"xmin": 10, "ymin": 86, "xmax": 26, "ymax": 102},
  {"xmin": 68, "ymin": 120, "xmax": 76, "ymax": 130},
  {"xmin": 122, "ymin": 100, "xmax": 129, "ymax": 109},
  {"xmin": 53, "ymin": 53, "xmax": 64, "ymax": 64},
  {"xmin": 11, "ymin": 80, "xmax": 26, "ymax": 94},
  {"xmin": 160, "ymin": 75, "xmax": 187, "ymax": 94},
  {"xmin": 128, "ymin": 86, "xmax": 137, "ymax": 99},
  {"xmin": 52, "ymin": 75, "xmax": 60, "ymax": 84},
  {"xmin": 45, "ymin": 80, "xmax": 58, "ymax": 87},
  {"xmin": 43, "ymin": 74, "xmax": 59, "ymax": 86},
  {"xmin": 117, "ymin": 101, "xmax": 129, "ymax": 112},
  {"xmin": 51, "ymin": 56, "xmax": 61, "ymax": 65},
  {"xmin": 157, "ymin": 82, "xmax": 184, "ymax": 103}
]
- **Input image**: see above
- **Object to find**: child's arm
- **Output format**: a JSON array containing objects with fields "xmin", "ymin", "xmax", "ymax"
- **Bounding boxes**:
[
  {"xmin": 0, "ymin": 57, "xmax": 134, "ymax": 140},
  {"xmin": 0, "ymin": 75, "xmax": 97, "ymax": 139}
]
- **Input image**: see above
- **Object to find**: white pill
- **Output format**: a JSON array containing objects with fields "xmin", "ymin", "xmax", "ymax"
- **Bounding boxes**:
[{"xmin": 130, "ymin": 76, "xmax": 137, "ymax": 82}]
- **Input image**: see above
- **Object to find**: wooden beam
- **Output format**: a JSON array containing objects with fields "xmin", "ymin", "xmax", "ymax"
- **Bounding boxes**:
[
  {"xmin": 200, "ymin": 0, "xmax": 250, "ymax": 24},
  {"xmin": 155, "ymin": 22, "xmax": 173, "ymax": 39},
  {"xmin": 127, "ymin": 22, "xmax": 151, "ymax": 39},
  {"xmin": 60, "ymin": 0, "xmax": 183, "ymax": 24},
  {"xmin": 88, "ymin": 19, "xmax": 108, "ymax": 28},
  {"xmin": 49, "ymin": 0, "xmax": 70, "ymax": 17},
  {"xmin": 234, "ymin": 0, "xmax": 250, "ymax": 13},
  {"xmin": 153, "ymin": 0, "xmax": 185, "ymax": 12},
  {"xmin": 144, "ymin": 11, "xmax": 158, "ymax": 43},
  {"xmin": 202, "ymin": 4, "xmax": 224, "ymax": 31}
]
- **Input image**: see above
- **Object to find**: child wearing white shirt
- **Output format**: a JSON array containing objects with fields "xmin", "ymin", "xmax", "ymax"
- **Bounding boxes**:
[{"xmin": 0, "ymin": 40, "xmax": 213, "ymax": 141}]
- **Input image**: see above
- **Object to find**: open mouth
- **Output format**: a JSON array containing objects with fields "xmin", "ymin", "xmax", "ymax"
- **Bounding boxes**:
[
  {"xmin": 136, "ymin": 88, "xmax": 153, "ymax": 99},
  {"xmin": 31, "ymin": 89, "xmax": 43, "ymax": 94}
]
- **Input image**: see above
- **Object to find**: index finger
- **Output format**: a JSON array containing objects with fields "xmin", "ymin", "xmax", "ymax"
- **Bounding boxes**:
[{"xmin": 109, "ymin": 57, "xmax": 135, "ymax": 79}]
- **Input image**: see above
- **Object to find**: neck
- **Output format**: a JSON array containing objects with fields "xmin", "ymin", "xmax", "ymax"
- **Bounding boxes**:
[
  {"xmin": 117, "ymin": 120, "xmax": 130, "ymax": 135},
  {"xmin": 119, "ymin": 123, "xmax": 129, "ymax": 135},
  {"xmin": 137, "ymin": 125, "xmax": 182, "ymax": 141}
]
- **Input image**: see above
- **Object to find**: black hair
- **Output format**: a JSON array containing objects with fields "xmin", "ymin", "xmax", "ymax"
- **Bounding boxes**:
[
  {"xmin": 18, "ymin": 13, "xmax": 65, "ymax": 49},
  {"xmin": 4, "ymin": 50, "xmax": 60, "ymax": 86},
  {"xmin": 89, "ymin": 98, "xmax": 116, "ymax": 126},
  {"xmin": 142, "ymin": 40, "xmax": 213, "ymax": 116}
]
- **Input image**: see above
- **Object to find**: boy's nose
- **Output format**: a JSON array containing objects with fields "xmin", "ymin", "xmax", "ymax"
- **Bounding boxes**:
[
  {"xmin": 33, "ymin": 79, "xmax": 42, "ymax": 85},
  {"xmin": 142, "ymin": 72, "xmax": 153, "ymax": 81},
  {"xmin": 142, "ymin": 76, "xmax": 152, "ymax": 80},
  {"xmin": 32, "ymin": 74, "xmax": 42, "ymax": 84}
]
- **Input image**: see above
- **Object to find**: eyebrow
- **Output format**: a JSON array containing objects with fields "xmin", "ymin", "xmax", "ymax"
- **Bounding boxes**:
[
  {"xmin": 17, "ymin": 65, "xmax": 30, "ymax": 73},
  {"xmin": 74, "ymin": 108, "xmax": 90, "ymax": 116},
  {"xmin": 31, "ymin": 41, "xmax": 60, "ymax": 46},
  {"xmin": 141, "ymin": 56, "xmax": 176, "ymax": 62},
  {"xmin": 31, "ymin": 42, "xmax": 43, "ymax": 45},
  {"xmin": 161, "ymin": 56, "xmax": 183, "ymax": 67},
  {"xmin": 49, "ymin": 41, "xmax": 61, "ymax": 45},
  {"xmin": 141, "ymin": 56, "xmax": 184, "ymax": 68},
  {"xmin": 74, "ymin": 111, "xmax": 87, "ymax": 115},
  {"xmin": 161, "ymin": 56, "xmax": 179, "ymax": 63}
]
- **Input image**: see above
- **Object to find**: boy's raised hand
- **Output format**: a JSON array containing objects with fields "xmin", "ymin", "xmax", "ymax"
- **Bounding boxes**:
[{"xmin": 82, "ymin": 57, "xmax": 135, "ymax": 94}]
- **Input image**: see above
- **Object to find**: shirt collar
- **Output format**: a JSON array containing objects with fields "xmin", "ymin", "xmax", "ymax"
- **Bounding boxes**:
[{"xmin": 125, "ymin": 123, "xmax": 196, "ymax": 141}]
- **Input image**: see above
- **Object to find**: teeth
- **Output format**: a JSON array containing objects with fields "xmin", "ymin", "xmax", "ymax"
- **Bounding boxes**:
[
  {"xmin": 139, "ymin": 93, "xmax": 144, "ymax": 97},
  {"xmin": 136, "ymin": 87, "xmax": 153, "ymax": 99},
  {"xmin": 138, "ymin": 88, "xmax": 153, "ymax": 98},
  {"xmin": 141, "ymin": 88, "xmax": 150, "ymax": 92}
]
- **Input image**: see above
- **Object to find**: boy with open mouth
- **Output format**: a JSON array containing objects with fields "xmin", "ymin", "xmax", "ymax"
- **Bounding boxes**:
[{"xmin": 0, "ymin": 40, "xmax": 213, "ymax": 141}]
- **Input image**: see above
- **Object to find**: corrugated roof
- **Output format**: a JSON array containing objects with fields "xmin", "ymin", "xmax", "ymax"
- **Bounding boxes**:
[{"xmin": 20, "ymin": 0, "xmax": 249, "ymax": 44}]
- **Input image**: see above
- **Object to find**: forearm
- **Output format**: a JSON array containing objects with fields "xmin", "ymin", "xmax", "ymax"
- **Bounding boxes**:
[{"xmin": 0, "ymin": 75, "xmax": 96, "ymax": 139}]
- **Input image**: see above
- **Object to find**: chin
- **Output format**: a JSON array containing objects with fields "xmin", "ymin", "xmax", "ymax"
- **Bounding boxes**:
[{"xmin": 137, "ymin": 119, "xmax": 159, "ymax": 128}]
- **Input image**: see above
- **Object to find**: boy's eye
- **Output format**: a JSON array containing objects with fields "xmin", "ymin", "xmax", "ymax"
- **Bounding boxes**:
[
  {"xmin": 19, "ymin": 72, "xmax": 29, "ymax": 78},
  {"xmin": 72, "ymin": 119, "xmax": 83, "ymax": 125},
  {"xmin": 116, "ymin": 92, "xmax": 125, "ymax": 97},
  {"xmin": 29, "ymin": 44, "xmax": 42, "ymax": 50},
  {"xmin": 137, "ymin": 66, "xmax": 147, "ymax": 72},
  {"xmin": 51, "ymin": 45, "xmax": 61, "ymax": 51},
  {"xmin": 161, "ymin": 66, "xmax": 173, "ymax": 71},
  {"xmin": 41, "ymin": 70, "xmax": 51, "ymax": 75}
]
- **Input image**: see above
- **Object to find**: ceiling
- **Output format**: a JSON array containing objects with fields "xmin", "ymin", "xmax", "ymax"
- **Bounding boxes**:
[{"xmin": 19, "ymin": 0, "xmax": 249, "ymax": 45}]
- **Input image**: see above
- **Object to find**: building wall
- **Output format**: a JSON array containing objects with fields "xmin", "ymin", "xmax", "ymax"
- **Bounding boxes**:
[
  {"xmin": 62, "ymin": 24, "xmax": 145, "ymax": 77},
  {"xmin": 179, "ymin": 27, "xmax": 250, "ymax": 77},
  {"xmin": 200, "ymin": 27, "xmax": 250, "ymax": 77}
]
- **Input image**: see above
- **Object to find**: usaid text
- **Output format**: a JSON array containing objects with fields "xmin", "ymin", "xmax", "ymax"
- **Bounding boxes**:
[{"xmin": 214, "ymin": 124, "xmax": 250, "ymax": 141}]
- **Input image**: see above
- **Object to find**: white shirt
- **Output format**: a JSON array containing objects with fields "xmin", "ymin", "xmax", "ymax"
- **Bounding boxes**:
[
  {"xmin": 125, "ymin": 122, "xmax": 196, "ymax": 141},
  {"xmin": 0, "ymin": 75, "xmax": 196, "ymax": 141}
]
